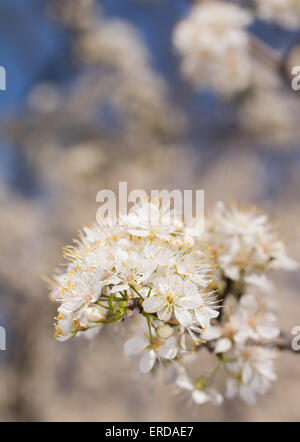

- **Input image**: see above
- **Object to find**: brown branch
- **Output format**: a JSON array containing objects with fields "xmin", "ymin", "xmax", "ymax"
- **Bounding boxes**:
[
  {"xmin": 249, "ymin": 34, "xmax": 296, "ymax": 88},
  {"xmin": 273, "ymin": 330, "xmax": 296, "ymax": 352},
  {"xmin": 198, "ymin": 330, "xmax": 299, "ymax": 354},
  {"xmin": 249, "ymin": 34, "xmax": 282, "ymax": 71}
]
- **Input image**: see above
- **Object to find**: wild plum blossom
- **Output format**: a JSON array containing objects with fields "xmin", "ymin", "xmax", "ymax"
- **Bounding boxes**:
[
  {"xmin": 120, "ymin": 198, "xmax": 183, "ymax": 239},
  {"xmin": 51, "ymin": 267, "xmax": 104, "ymax": 315},
  {"xmin": 176, "ymin": 368, "xmax": 223, "ymax": 406},
  {"xmin": 202, "ymin": 202, "xmax": 297, "ymax": 281},
  {"xmin": 254, "ymin": 0, "xmax": 300, "ymax": 30},
  {"xmin": 225, "ymin": 345, "xmax": 277, "ymax": 404},
  {"xmin": 53, "ymin": 309, "xmax": 75, "ymax": 342},
  {"xmin": 103, "ymin": 248, "xmax": 157, "ymax": 293},
  {"xmin": 142, "ymin": 273, "xmax": 215, "ymax": 328},
  {"xmin": 49, "ymin": 198, "xmax": 296, "ymax": 408},
  {"xmin": 201, "ymin": 293, "xmax": 279, "ymax": 353},
  {"xmin": 173, "ymin": 2, "xmax": 253, "ymax": 96},
  {"xmin": 124, "ymin": 329, "xmax": 178, "ymax": 374}
]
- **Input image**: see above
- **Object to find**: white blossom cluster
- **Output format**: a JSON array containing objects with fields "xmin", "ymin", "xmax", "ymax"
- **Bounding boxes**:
[
  {"xmin": 254, "ymin": 0, "xmax": 300, "ymax": 30},
  {"xmin": 173, "ymin": 1, "xmax": 253, "ymax": 96},
  {"xmin": 50, "ymin": 199, "xmax": 297, "ymax": 407},
  {"xmin": 172, "ymin": 0, "xmax": 300, "ymax": 97}
]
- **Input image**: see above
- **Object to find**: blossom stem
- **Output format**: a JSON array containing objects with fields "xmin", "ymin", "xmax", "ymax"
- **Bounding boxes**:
[
  {"xmin": 95, "ymin": 301, "xmax": 114, "ymax": 311},
  {"xmin": 146, "ymin": 315, "xmax": 153, "ymax": 340},
  {"xmin": 129, "ymin": 285, "xmax": 144, "ymax": 300},
  {"xmin": 100, "ymin": 313, "xmax": 125, "ymax": 323}
]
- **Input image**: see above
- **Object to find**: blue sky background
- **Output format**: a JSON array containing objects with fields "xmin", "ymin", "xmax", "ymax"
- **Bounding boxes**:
[
  {"xmin": 1, "ymin": 0, "xmax": 299, "ymax": 116},
  {"xmin": 0, "ymin": 0, "xmax": 299, "ymax": 197}
]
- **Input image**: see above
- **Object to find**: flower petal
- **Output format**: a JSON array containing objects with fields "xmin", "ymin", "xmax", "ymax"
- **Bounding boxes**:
[
  {"xmin": 139, "ymin": 350, "xmax": 156, "ymax": 373},
  {"xmin": 215, "ymin": 338, "xmax": 232, "ymax": 353},
  {"xmin": 176, "ymin": 373, "xmax": 194, "ymax": 391},
  {"xmin": 124, "ymin": 336, "xmax": 146, "ymax": 356},
  {"xmin": 159, "ymin": 337, "xmax": 177, "ymax": 360},
  {"xmin": 142, "ymin": 296, "xmax": 164, "ymax": 313},
  {"xmin": 192, "ymin": 390, "xmax": 209, "ymax": 404},
  {"xmin": 175, "ymin": 308, "xmax": 192, "ymax": 327}
]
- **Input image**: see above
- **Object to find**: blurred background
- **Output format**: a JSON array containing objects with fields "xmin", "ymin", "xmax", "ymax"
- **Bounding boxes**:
[{"xmin": 0, "ymin": 0, "xmax": 300, "ymax": 421}]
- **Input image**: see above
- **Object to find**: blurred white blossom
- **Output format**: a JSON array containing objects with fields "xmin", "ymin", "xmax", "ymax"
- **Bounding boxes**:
[
  {"xmin": 202, "ymin": 202, "xmax": 297, "ymax": 281},
  {"xmin": 225, "ymin": 345, "xmax": 277, "ymax": 404},
  {"xmin": 173, "ymin": 2, "xmax": 253, "ymax": 96},
  {"xmin": 254, "ymin": 0, "xmax": 300, "ymax": 30}
]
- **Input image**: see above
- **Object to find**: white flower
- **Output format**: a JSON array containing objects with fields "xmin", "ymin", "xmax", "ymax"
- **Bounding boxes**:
[
  {"xmin": 201, "ymin": 315, "xmax": 240, "ymax": 353},
  {"xmin": 254, "ymin": 0, "xmax": 300, "ymax": 30},
  {"xmin": 225, "ymin": 345, "xmax": 277, "ymax": 404},
  {"xmin": 173, "ymin": 2, "xmax": 253, "ymax": 96},
  {"xmin": 104, "ymin": 248, "xmax": 156, "ymax": 294},
  {"xmin": 203, "ymin": 202, "xmax": 297, "ymax": 280},
  {"xmin": 193, "ymin": 292, "xmax": 220, "ymax": 329},
  {"xmin": 174, "ymin": 249, "xmax": 212, "ymax": 287},
  {"xmin": 142, "ymin": 273, "xmax": 202, "ymax": 327},
  {"xmin": 54, "ymin": 309, "xmax": 75, "ymax": 342},
  {"xmin": 202, "ymin": 293, "xmax": 279, "ymax": 352},
  {"xmin": 120, "ymin": 198, "xmax": 183, "ymax": 239},
  {"xmin": 52, "ymin": 267, "xmax": 104, "ymax": 315},
  {"xmin": 176, "ymin": 369, "xmax": 223, "ymax": 405},
  {"xmin": 238, "ymin": 294, "xmax": 280, "ymax": 342},
  {"xmin": 244, "ymin": 273, "xmax": 273, "ymax": 292},
  {"xmin": 54, "ymin": 304, "xmax": 104, "ymax": 342},
  {"xmin": 124, "ymin": 333, "xmax": 177, "ymax": 373}
]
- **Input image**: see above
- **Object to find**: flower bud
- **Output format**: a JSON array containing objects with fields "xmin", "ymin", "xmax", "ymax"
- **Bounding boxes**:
[
  {"xmin": 84, "ymin": 306, "xmax": 105, "ymax": 322},
  {"xmin": 157, "ymin": 324, "xmax": 174, "ymax": 339}
]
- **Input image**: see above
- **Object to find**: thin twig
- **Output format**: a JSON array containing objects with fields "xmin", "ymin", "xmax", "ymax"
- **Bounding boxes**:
[
  {"xmin": 199, "ymin": 330, "xmax": 299, "ymax": 354},
  {"xmin": 249, "ymin": 34, "xmax": 282, "ymax": 71}
]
